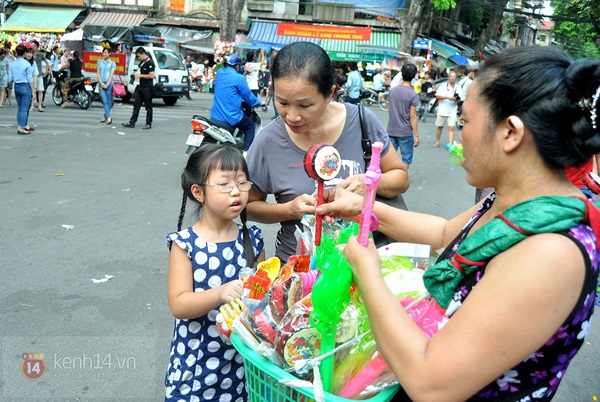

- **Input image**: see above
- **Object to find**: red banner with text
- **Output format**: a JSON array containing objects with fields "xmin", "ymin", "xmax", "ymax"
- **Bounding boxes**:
[
  {"xmin": 276, "ymin": 23, "xmax": 372, "ymax": 41},
  {"xmin": 82, "ymin": 51, "xmax": 127, "ymax": 75}
]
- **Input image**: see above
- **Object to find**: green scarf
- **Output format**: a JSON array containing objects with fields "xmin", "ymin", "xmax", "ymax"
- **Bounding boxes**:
[{"xmin": 423, "ymin": 196, "xmax": 600, "ymax": 309}]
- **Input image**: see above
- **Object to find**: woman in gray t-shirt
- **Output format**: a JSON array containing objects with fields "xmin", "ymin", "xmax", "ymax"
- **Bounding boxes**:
[{"xmin": 245, "ymin": 42, "xmax": 409, "ymax": 261}]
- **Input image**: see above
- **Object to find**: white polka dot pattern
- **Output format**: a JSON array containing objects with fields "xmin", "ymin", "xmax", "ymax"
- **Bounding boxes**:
[{"xmin": 164, "ymin": 225, "xmax": 263, "ymax": 401}]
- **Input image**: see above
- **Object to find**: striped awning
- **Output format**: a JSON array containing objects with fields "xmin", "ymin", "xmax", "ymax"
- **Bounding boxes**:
[
  {"xmin": 248, "ymin": 21, "xmax": 320, "ymax": 51},
  {"xmin": 80, "ymin": 11, "xmax": 147, "ymax": 28},
  {"xmin": 430, "ymin": 39, "xmax": 461, "ymax": 60},
  {"xmin": 321, "ymin": 31, "xmax": 401, "ymax": 62},
  {"xmin": 1, "ymin": 5, "xmax": 82, "ymax": 33}
]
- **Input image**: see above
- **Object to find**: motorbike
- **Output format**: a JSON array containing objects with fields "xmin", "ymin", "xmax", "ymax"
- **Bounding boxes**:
[
  {"xmin": 52, "ymin": 71, "xmax": 92, "ymax": 110},
  {"xmin": 86, "ymin": 80, "xmax": 104, "ymax": 106},
  {"xmin": 359, "ymin": 88, "xmax": 380, "ymax": 106},
  {"xmin": 185, "ymin": 107, "xmax": 262, "ymax": 155}
]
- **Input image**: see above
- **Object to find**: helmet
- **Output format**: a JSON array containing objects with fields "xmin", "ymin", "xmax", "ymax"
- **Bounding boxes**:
[{"xmin": 224, "ymin": 54, "xmax": 242, "ymax": 66}]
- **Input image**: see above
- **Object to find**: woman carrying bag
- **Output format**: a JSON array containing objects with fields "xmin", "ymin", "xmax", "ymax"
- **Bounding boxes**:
[{"xmin": 97, "ymin": 47, "xmax": 116, "ymax": 125}]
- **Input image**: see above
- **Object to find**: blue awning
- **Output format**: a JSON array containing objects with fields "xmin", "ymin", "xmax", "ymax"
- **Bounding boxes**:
[
  {"xmin": 429, "ymin": 39, "xmax": 460, "ymax": 60},
  {"xmin": 248, "ymin": 21, "xmax": 320, "ymax": 51}
]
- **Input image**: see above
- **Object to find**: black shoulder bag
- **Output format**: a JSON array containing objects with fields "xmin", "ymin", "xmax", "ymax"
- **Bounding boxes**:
[{"xmin": 358, "ymin": 104, "xmax": 408, "ymax": 247}]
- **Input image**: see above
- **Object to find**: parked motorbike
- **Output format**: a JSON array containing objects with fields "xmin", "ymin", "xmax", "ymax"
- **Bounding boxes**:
[
  {"xmin": 52, "ymin": 71, "xmax": 92, "ymax": 110},
  {"xmin": 86, "ymin": 80, "xmax": 104, "ymax": 106},
  {"xmin": 185, "ymin": 107, "xmax": 262, "ymax": 155}
]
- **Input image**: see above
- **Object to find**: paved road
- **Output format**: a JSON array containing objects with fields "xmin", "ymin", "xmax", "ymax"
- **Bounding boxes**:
[{"xmin": 0, "ymin": 90, "xmax": 597, "ymax": 400}]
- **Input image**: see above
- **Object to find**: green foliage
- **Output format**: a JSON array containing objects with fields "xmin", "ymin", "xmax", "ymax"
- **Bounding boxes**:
[
  {"xmin": 432, "ymin": 0, "xmax": 457, "ymax": 11},
  {"xmin": 551, "ymin": 0, "xmax": 600, "ymax": 59},
  {"xmin": 458, "ymin": 1, "xmax": 484, "ymax": 29}
]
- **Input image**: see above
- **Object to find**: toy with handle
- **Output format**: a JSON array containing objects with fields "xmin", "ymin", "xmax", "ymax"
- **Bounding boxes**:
[
  {"xmin": 358, "ymin": 141, "xmax": 383, "ymax": 246},
  {"xmin": 310, "ymin": 224, "xmax": 358, "ymax": 393},
  {"xmin": 304, "ymin": 144, "xmax": 342, "ymax": 246}
]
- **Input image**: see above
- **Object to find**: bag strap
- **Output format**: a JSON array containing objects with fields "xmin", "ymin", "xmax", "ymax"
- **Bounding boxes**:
[{"xmin": 358, "ymin": 104, "xmax": 372, "ymax": 165}]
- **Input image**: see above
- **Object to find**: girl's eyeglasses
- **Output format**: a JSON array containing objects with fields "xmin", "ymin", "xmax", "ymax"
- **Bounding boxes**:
[{"xmin": 200, "ymin": 181, "xmax": 253, "ymax": 193}]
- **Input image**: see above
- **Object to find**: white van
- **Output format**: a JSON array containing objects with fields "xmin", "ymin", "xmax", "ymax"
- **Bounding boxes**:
[{"xmin": 125, "ymin": 45, "xmax": 188, "ymax": 105}]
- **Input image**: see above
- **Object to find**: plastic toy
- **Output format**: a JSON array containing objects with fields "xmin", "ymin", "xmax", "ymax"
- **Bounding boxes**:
[
  {"xmin": 310, "ymin": 223, "xmax": 358, "ymax": 392},
  {"xmin": 446, "ymin": 141, "xmax": 464, "ymax": 166},
  {"xmin": 304, "ymin": 143, "xmax": 342, "ymax": 246},
  {"xmin": 358, "ymin": 141, "xmax": 383, "ymax": 246}
]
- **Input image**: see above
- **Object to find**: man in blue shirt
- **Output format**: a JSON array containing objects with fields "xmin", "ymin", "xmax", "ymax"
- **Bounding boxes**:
[
  {"xmin": 210, "ymin": 54, "xmax": 263, "ymax": 151},
  {"xmin": 343, "ymin": 62, "xmax": 364, "ymax": 104}
]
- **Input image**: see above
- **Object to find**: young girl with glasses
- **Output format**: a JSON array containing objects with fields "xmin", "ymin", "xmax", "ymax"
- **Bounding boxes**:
[{"xmin": 165, "ymin": 144, "xmax": 265, "ymax": 401}]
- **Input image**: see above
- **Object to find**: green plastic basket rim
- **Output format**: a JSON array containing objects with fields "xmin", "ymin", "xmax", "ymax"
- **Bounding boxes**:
[{"xmin": 231, "ymin": 333, "xmax": 400, "ymax": 402}]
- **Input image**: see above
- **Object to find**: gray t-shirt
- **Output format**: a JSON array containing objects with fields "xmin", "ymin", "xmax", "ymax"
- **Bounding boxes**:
[
  {"xmin": 246, "ymin": 103, "xmax": 391, "ymax": 261},
  {"xmin": 387, "ymin": 85, "xmax": 418, "ymax": 138}
]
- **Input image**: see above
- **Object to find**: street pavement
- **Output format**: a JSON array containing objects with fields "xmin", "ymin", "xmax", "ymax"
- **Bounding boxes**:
[{"xmin": 0, "ymin": 89, "xmax": 598, "ymax": 401}]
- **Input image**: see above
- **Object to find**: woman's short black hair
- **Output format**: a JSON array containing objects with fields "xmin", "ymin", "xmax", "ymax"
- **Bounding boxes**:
[
  {"xmin": 476, "ymin": 46, "xmax": 600, "ymax": 168},
  {"xmin": 271, "ymin": 41, "xmax": 336, "ymax": 99}
]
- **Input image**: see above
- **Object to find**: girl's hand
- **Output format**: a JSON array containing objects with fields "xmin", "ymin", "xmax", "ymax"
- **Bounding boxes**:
[
  {"xmin": 337, "ymin": 174, "xmax": 365, "ymax": 196},
  {"xmin": 316, "ymin": 187, "xmax": 363, "ymax": 222},
  {"xmin": 289, "ymin": 194, "xmax": 316, "ymax": 219},
  {"xmin": 218, "ymin": 279, "xmax": 244, "ymax": 304},
  {"xmin": 342, "ymin": 236, "xmax": 381, "ymax": 287}
]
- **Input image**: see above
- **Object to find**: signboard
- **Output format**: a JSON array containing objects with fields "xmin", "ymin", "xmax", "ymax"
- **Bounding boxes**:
[
  {"xmin": 82, "ymin": 51, "xmax": 127, "ymax": 75},
  {"xmin": 277, "ymin": 23, "xmax": 372, "ymax": 41},
  {"xmin": 413, "ymin": 39, "xmax": 430, "ymax": 50},
  {"xmin": 170, "ymin": 0, "xmax": 184, "ymax": 12},
  {"xmin": 15, "ymin": 0, "xmax": 83, "ymax": 4},
  {"xmin": 327, "ymin": 52, "xmax": 388, "ymax": 63}
]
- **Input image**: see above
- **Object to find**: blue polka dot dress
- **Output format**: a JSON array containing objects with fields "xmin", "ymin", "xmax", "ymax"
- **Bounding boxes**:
[{"xmin": 164, "ymin": 224, "xmax": 264, "ymax": 402}]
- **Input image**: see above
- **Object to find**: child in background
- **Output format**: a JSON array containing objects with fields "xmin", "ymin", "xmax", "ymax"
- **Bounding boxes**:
[{"xmin": 164, "ymin": 144, "xmax": 265, "ymax": 401}]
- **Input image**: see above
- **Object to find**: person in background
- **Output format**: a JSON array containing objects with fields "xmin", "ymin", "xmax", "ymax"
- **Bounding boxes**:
[
  {"xmin": 344, "ymin": 62, "xmax": 363, "ymax": 104},
  {"xmin": 416, "ymin": 71, "xmax": 435, "ymax": 123},
  {"xmin": 184, "ymin": 55, "xmax": 193, "ymax": 100},
  {"xmin": 316, "ymin": 46, "xmax": 600, "ymax": 401},
  {"xmin": 387, "ymin": 63, "xmax": 420, "ymax": 168},
  {"xmin": 58, "ymin": 50, "xmax": 84, "ymax": 108},
  {"xmin": 245, "ymin": 42, "xmax": 408, "ymax": 261},
  {"xmin": 210, "ymin": 54, "xmax": 262, "ymax": 152},
  {"xmin": 24, "ymin": 47, "xmax": 37, "ymax": 113},
  {"xmin": 165, "ymin": 144, "xmax": 264, "ymax": 401},
  {"xmin": 0, "ymin": 49, "xmax": 8, "ymax": 107},
  {"xmin": 433, "ymin": 71, "xmax": 463, "ymax": 147},
  {"xmin": 121, "ymin": 47, "xmax": 155, "ymax": 130},
  {"xmin": 243, "ymin": 50, "xmax": 262, "ymax": 97},
  {"xmin": 32, "ymin": 41, "xmax": 48, "ymax": 112},
  {"xmin": 41, "ymin": 49, "xmax": 53, "ymax": 108},
  {"xmin": 203, "ymin": 67, "xmax": 213, "ymax": 93},
  {"xmin": 3, "ymin": 41, "xmax": 14, "ymax": 105},
  {"xmin": 97, "ymin": 47, "xmax": 116, "ymax": 125},
  {"xmin": 49, "ymin": 46, "xmax": 60, "ymax": 84},
  {"xmin": 196, "ymin": 56, "xmax": 205, "ymax": 92},
  {"xmin": 8, "ymin": 44, "xmax": 34, "ymax": 134},
  {"xmin": 372, "ymin": 68, "xmax": 385, "ymax": 93}
]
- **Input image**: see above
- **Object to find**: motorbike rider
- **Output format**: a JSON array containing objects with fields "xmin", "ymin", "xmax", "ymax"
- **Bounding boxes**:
[
  {"xmin": 58, "ymin": 50, "xmax": 84, "ymax": 108},
  {"xmin": 210, "ymin": 53, "xmax": 263, "ymax": 151}
]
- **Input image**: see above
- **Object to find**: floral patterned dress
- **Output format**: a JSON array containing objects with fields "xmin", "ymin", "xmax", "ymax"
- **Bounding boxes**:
[{"xmin": 440, "ymin": 193, "xmax": 598, "ymax": 401}]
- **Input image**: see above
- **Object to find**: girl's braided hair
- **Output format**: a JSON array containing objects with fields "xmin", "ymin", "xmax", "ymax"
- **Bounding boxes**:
[{"xmin": 177, "ymin": 144, "xmax": 256, "ymax": 268}]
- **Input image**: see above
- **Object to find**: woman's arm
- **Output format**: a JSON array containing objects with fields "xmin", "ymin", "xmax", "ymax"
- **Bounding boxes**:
[
  {"xmin": 318, "ymin": 186, "xmax": 478, "ymax": 250},
  {"xmin": 377, "ymin": 145, "xmax": 409, "ymax": 197},
  {"xmin": 96, "ymin": 64, "xmax": 102, "ymax": 86},
  {"xmin": 167, "ymin": 246, "xmax": 243, "ymax": 319},
  {"xmin": 343, "ymin": 232, "xmax": 585, "ymax": 401},
  {"xmin": 246, "ymin": 188, "xmax": 316, "ymax": 224},
  {"xmin": 108, "ymin": 65, "xmax": 116, "ymax": 85}
]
